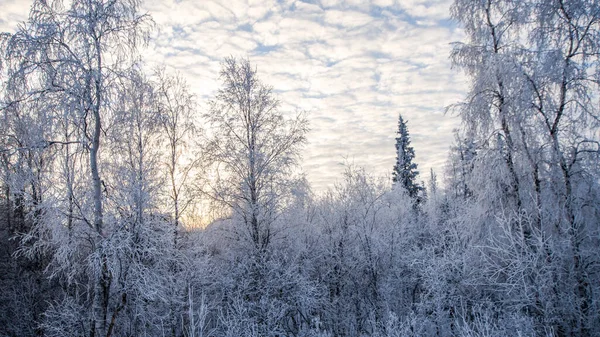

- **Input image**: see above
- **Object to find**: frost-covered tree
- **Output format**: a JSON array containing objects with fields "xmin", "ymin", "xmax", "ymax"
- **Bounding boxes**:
[
  {"xmin": 450, "ymin": 0, "xmax": 600, "ymax": 334},
  {"xmin": 205, "ymin": 57, "xmax": 308, "ymax": 253},
  {"xmin": 154, "ymin": 67, "xmax": 199, "ymax": 233},
  {"xmin": 392, "ymin": 114, "xmax": 422, "ymax": 200},
  {"xmin": 203, "ymin": 57, "xmax": 309, "ymax": 336},
  {"xmin": 2, "ymin": 0, "xmax": 600, "ymax": 335},
  {"xmin": 98, "ymin": 69, "xmax": 176, "ymax": 337},
  {"xmin": 152, "ymin": 67, "xmax": 202, "ymax": 335},
  {"xmin": 445, "ymin": 131, "xmax": 477, "ymax": 200},
  {"xmin": 0, "ymin": 0, "xmax": 158, "ymax": 335}
]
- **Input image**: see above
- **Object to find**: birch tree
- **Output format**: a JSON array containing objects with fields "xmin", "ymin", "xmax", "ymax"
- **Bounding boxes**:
[
  {"xmin": 451, "ymin": 0, "xmax": 600, "ymax": 334},
  {"xmin": 154, "ymin": 67, "xmax": 199, "ymax": 234},
  {"xmin": 1, "ymin": 0, "xmax": 152, "ymax": 335},
  {"xmin": 205, "ymin": 57, "xmax": 308, "ymax": 253},
  {"xmin": 204, "ymin": 57, "xmax": 309, "ymax": 336}
]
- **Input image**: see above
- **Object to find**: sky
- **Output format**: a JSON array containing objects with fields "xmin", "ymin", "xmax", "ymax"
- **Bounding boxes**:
[{"xmin": 0, "ymin": 0, "xmax": 467, "ymax": 194}]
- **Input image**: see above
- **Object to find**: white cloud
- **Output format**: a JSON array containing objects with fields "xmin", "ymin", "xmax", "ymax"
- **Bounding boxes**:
[
  {"xmin": 294, "ymin": 1, "xmax": 323, "ymax": 14},
  {"xmin": 0, "ymin": 0, "xmax": 466, "ymax": 194},
  {"xmin": 324, "ymin": 10, "xmax": 373, "ymax": 28},
  {"xmin": 146, "ymin": 2, "xmax": 212, "ymax": 26},
  {"xmin": 397, "ymin": 0, "xmax": 454, "ymax": 20},
  {"xmin": 320, "ymin": 0, "xmax": 342, "ymax": 8},
  {"xmin": 372, "ymin": 0, "xmax": 394, "ymax": 7}
]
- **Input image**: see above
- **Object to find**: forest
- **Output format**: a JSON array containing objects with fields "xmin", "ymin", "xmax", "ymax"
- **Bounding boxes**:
[{"xmin": 1, "ymin": 0, "xmax": 599, "ymax": 336}]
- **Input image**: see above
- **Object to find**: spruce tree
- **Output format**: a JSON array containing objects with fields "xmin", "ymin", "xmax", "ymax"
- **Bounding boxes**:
[{"xmin": 392, "ymin": 114, "xmax": 422, "ymax": 199}]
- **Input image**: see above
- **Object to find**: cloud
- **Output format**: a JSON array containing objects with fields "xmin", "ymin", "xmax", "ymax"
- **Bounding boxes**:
[
  {"xmin": 325, "ymin": 10, "xmax": 373, "ymax": 28},
  {"xmin": 0, "ymin": 0, "xmax": 467, "ymax": 194},
  {"xmin": 0, "ymin": 0, "xmax": 29, "ymax": 32}
]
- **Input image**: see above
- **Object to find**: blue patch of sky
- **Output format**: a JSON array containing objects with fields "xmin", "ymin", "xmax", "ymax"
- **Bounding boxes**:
[
  {"xmin": 171, "ymin": 25, "xmax": 186, "ymax": 35},
  {"xmin": 370, "ymin": 5, "xmax": 427, "ymax": 27},
  {"xmin": 438, "ymin": 18, "xmax": 460, "ymax": 30},
  {"xmin": 238, "ymin": 23, "xmax": 253, "ymax": 32},
  {"xmin": 373, "ymin": 72, "xmax": 381, "ymax": 82},
  {"xmin": 369, "ymin": 51, "xmax": 391, "ymax": 60},
  {"xmin": 325, "ymin": 59, "xmax": 341, "ymax": 67},
  {"xmin": 253, "ymin": 43, "xmax": 279, "ymax": 54},
  {"xmin": 277, "ymin": 0, "xmax": 296, "ymax": 10},
  {"xmin": 297, "ymin": 0, "xmax": 320, "ymax": 5},
  {"xmin": 261, "ymin": 10, "xmax": 275, "ymax": 21},
  {"xmin": 369, "ymin": 5, "xmax": 386, "ymax": 17},
  {"xmin": 405, "ymin": 59, "xmax": 429, "ymax": 70}
]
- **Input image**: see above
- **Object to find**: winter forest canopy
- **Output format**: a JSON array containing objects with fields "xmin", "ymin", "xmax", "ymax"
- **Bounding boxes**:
[{"xmin": 1, "ymin": 0, "xmax": 600, "ymax": 336}]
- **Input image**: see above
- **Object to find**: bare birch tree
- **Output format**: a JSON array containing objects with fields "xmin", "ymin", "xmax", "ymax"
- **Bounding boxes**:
[{"xmin": 205, "ymin": 57, "xmax": 308, "ymax": 253}]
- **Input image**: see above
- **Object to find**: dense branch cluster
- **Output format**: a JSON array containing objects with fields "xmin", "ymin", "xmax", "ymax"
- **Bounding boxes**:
[{"xmin": 1, "ymin": 0, "xmax": 600, "ymax": 336}]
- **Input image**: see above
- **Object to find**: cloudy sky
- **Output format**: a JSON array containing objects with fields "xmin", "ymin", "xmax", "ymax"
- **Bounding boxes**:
[{"xmin": 0, "ymin": 0, "xmax": 466, "ymax": 193}]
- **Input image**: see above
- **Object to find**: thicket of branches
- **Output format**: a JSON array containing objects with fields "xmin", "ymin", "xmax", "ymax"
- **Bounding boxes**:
[{"xmin": 1, "ymin": 0, "xmax": 599, "ymax": 336}]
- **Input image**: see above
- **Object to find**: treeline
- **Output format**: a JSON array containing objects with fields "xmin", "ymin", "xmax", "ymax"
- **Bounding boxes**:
[{"xmin": 1, "ymin": 0, "xmax": 599, "ymax": 336}]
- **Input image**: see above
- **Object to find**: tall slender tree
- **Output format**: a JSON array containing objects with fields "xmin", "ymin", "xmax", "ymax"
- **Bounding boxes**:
[
  {"xmin": 392, "ymin": 114, "xmax": 422, "ymax": 200},
  {"xmin": 205, "ymin": 57, "xmax": 308, "ymax": 253},
  {"xmin": 203, "ymin": 57, "xmax": 310, "ymax": 336}
]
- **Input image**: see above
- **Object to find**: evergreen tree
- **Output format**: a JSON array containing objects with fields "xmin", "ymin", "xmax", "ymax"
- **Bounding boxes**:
[{"xmin": 392, "ymin": 114, "xmax": 422, "ymax": 199}]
